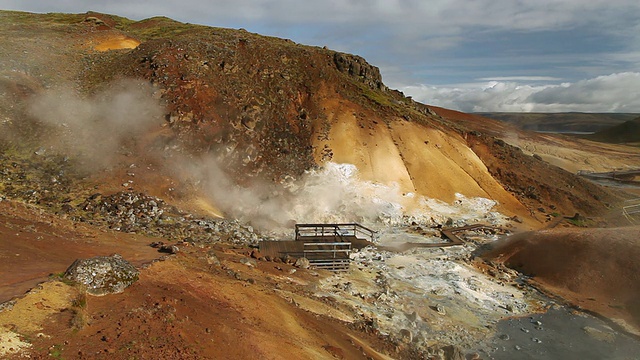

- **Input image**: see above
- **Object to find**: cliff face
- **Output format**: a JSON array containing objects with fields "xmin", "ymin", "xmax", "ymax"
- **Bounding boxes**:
[
  {"xmin": 106, "ymin": 26, "xmax": 392, "ymax": 183},
  {"xmin": 0, "ymin": 10, "xmax": 625, "ymax": 225},
  {"xmin": 333, "ymin": 52, "xmax": 385, "ymax": 90}
]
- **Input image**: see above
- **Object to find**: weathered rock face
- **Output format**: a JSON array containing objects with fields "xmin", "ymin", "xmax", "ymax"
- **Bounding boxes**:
[
  {"xmin": 64, "ymin": 254, "xmax": 140, "ymax": 296},
  {"xmin": 333, "ymin": 52, "xmax": 385, "ymax": 90}
]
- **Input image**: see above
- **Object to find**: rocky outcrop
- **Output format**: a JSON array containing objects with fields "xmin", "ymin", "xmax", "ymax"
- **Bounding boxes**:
[
  {"xmin": 333, "ymin": 52, "xmax": 385, "ymax": 90},
  {"xmin": 64, "ymin": 254, "xmax": 140, "ymax": 296},
  {"xmin": 77, "ymin": 191, "xmax": 260, "ymax": 244}
]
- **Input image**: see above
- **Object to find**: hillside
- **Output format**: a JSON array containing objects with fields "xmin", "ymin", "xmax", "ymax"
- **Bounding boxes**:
[
  {"xmin": 2, "ymin": 10, "xmax": 640, "ymax": 359},
  {"xmin": 585, "ymin": 117, "xmax": 640, "ymax": 144},
  {"xmin": 1, "ymin": 10, "xmax": 633, "ymax": 229},
  {"xmin": 479, "ymin": 226, "xmax": 640, "ymax": 335},
  {"xmin": 478, "ymin": 112, "xmax": 638, "ymax": 133}
]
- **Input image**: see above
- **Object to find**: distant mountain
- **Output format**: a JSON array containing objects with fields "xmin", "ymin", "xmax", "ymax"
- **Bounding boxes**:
[
  {"xmin": 478, "ymin": 112, "xmax": 639, "ymax": 133},
  {"xmin": 585, "ymin": 117, "xmax": 640, "ymax": 143}
]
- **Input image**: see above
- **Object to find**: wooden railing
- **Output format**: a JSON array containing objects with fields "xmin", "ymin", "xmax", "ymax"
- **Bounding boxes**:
[
  {"xmin": 293, "ymin": 223, "xmax": 376, "ymax": 271},
  {"xmin": 303, "ymin": 242, "xmax": 351, "ymax": 271},
  {"xmin": 295, "ymin": 223, "xmax": 377, "ymax": 242}
]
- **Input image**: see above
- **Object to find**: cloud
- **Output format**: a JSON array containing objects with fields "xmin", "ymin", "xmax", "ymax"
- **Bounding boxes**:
[
  {"xmin": 401, "ymin": 72, "xmax": 640, "ymax": 113},
  {"xmin": 529, "ymin": 72, "xmax": 640, "ymax": 112},
  {"xmin": 4, "ymin": 1, "xmax": 639, "ymax": 44},
  {"xmin": 3, "ymin": 1, "xmax": 640, "ymax": 112},
  {"xmin": 477, "ymin": 76, "xmax": 563, "ymax": 82}
]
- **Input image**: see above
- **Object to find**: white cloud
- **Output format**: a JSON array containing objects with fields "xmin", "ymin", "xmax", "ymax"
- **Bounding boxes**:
[
  {"xmin": 2, "ymin": 0, "xmax": 640, "ymax": 111},
  {"xmin": 401, "ymin": 72, "xmax": 640, "ymax": 113},
  {"xmin": 4, "ymin": 1, "xmax": 640, "ymax": 41},
  {"xmin": 477, "ymin": 76, "xmax": 563, "ymax": 82}
]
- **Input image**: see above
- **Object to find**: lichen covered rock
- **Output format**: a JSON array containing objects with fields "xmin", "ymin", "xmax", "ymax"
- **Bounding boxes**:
[{"xmin": 64, "ymin": 254, "xmax": 139, "ymax": 296}]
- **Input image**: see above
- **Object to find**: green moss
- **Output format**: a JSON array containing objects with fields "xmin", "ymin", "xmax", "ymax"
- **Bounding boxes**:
[
  {"xmin": 40, "ymin": 12, "xmax": 85, "ymax": 24},
  {"xmin": 50, "ymin": 273, "xmax": 76, "ymax": 286},
  {"xmin": 71, "ymin": 293, "xmax": 87, "ymax": 309},
  {"xmin": 117, "ymin": 17, "xmax": 207, "ymax": 41},
  {"xmin": 359, "ymin": 83, "xmax": 393, "ymax": 108},
  {"xmin": 49, "ymin": 343, "xmax": 64, "ymax": 358},
  {"xmin": 566, "ymin": 217, "xmax": 589, "ymax": 227},
  {"xmin": 0, "ymin": 10, "xmax": 84, "ymax": 25}
]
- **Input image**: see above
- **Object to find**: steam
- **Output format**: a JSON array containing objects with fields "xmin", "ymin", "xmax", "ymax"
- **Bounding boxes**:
[
  {"xmin": 179, "ymin": 158, "xmax": 507, "ymax": 234},
  {"xmin": 17, "ymin": 79, "xmax": 506, "ymax": 234},
  {"xmin": 27, "ymin": 79, "xmax": 163, "ymax": 169}
]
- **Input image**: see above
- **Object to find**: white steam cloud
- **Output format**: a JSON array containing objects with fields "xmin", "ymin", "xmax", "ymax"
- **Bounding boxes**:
[
  {"xmin": 27, "ymin": 79, "xmax": 164, "ymax": 169},
  {"xmin": 20, "ymin": 79, "xmax": 506, "ymax": 233},
  {"xmin": 401, "ymin": 72, "xmax": 640, "ymax": 113},
  {"xmin": 18, "ymin": 80, "xmax": 503, "ymax": 232},
  {"xmin": 178, "ymin": 159, "xmax": 507, "ymax": 234}
]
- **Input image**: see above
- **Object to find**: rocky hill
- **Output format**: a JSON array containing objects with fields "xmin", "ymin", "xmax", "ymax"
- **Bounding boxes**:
[
  {"xmin": 1, "ymin": 10, "xmax": 633, "ymax": 230},
  {"xmin": 3, "ymin": 10, "xmax": 640, "ymax": 360}
]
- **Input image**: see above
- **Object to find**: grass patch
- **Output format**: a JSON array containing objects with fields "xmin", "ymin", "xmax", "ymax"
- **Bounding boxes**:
[
  {"xmin": 49, "ymin": 343, "xmax": 64, "ymax": 358},
  {"xmin": 1, "ymin": 10, "xmax": 84, "ymax": 25},
  {"xmin": 359, "ymin": 84, "xmax": 393, "ymax": 108},
  {"xmin": 68, "ymin": 289, "xmax": 89, "ymax": 331},
  {"xmin": 566, "ymin": 218, "xmax": 584, "ymax": 227},
  {"xmin": 46, "ymin": 275, "xmax": 89, "ymax": 331},
  {"xmin": 118, "ymin": 17, "xmax": 206, "ymax": 41},
  {"xmin": 49, "ymin": 273, "xmax": 76, "ymax": 286},
  {"xmin": 71, "ymin": 293, "xmax": 87, "ymax": 309},
  {"xmin": 566, "ymin": 216, "xmax": 590, "ymax": 227}
]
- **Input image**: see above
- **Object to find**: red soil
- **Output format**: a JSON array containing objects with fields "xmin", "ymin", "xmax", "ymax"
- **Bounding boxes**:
[{"xmin": 481, "ymin": 226, "xmax": 640, "ymax": 334}]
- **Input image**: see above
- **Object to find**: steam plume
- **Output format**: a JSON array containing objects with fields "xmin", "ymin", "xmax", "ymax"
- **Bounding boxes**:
[
  {"xmin": 19, "ymin": 79, "xmax": 505, "ymax": 234},
  {"xmin": 27, "ymin": 79, "xmax": 164, "ymax": 169},
  {"xmin": 176, "ymin": 158, "xmax": 506, "ymax": 234}
]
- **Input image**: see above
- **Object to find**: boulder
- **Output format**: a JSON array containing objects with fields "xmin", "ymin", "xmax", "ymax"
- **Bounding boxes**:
[
  {"xmin": 294, "ymin": 257, "xmax": 310, "ymax": 269},
  {"xmin": 250, "ymin": 249, "xmax": 262, "ymax": 259},
  {"xmin": 399, "ymin": 329, "xmax": 413, "ymax": 344},
  {"xmin": 64, "ymin": 254, "xmax": 139, "ymax": 296},
  {"xmin": 441, "ymin": 345, "xmax": 465, "ymax": 360},
  {"xmin": 240, "ymin": 257, "xmax": 257, "ymax": 267},
  {"xmin": 333, "ymin": 52, "xmax": 384, "ymax": 90},
  {"xmin": 206, "ymin": 250, "xmax": 221, "ymax": 266},
  {"xmin": 159, "ymin": 244, "xmax": 180, "ymax": 254}
]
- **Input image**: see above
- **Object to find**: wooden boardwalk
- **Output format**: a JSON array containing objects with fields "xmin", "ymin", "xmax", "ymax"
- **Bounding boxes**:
[
  {"xmin": 260, "ymin": 223, "xmax": 504, "ymax": 269},
  {"xmin": 259, "ymin": 223, "xmax": 377, "ymax": 271},
  {"xmin": 378, "ymin": 224, "xmax": 500, "ymax": 252}
]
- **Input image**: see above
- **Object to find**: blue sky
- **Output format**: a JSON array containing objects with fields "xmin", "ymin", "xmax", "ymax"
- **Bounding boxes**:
[{"xmin": 2, "ymin": 0, "xmax": 640, "ymax": 112}]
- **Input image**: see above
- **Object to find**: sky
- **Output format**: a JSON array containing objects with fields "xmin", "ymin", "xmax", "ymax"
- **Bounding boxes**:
[{"xmin": 2, "ymin": 0, "xmax": 640, "ymax": 113}]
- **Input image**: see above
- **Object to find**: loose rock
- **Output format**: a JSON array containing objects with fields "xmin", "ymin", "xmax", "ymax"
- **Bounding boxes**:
[
  {"xmin": 240, "ymin": 257, "xmax": 257, "ymax": 267},
  {"xmin": 294, "ymin": 257, "xmax": 310, "ymax": 269},
  {"xmin": 64, "ymin": 254, "xmax": 139, "ymax": 296}
]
